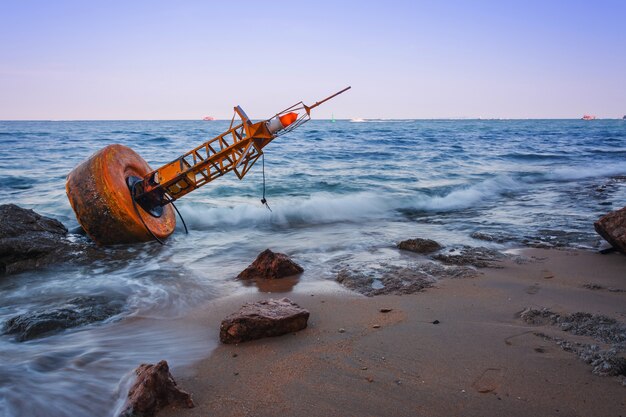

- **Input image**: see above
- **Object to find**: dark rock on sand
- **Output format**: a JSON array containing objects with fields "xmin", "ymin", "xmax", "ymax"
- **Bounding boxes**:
[
  {"xmin": 120, "ymin": 360, "xmax": 194, "ymax": 417},
  {"xmin": 220, "ymin": 298, "xmax": 309, "ymax": 344},
  {"xmin": 237, "ymin": 249, "xmax": 303, "ymax": 280},
  {"xmin": 0, "ymin": 204, "xmax": 88, "ymax": 275},
  {"xmin": 3, "ymin": 296, "xmax": 124, "ymax": 341},
  {"xmin": 397, "ymin": 238, "xmax": 442, "ymax": 254},
  {"xmin": 336, "ymin": 262, "xmax": 477, "ymax": 297},
  {"xmin": 431, "ymin": 246, "xmax": 505, "ymax": 268},
  {"xmin": 594, "ymin": 206, "xmax": 626, "ymax": 254}
]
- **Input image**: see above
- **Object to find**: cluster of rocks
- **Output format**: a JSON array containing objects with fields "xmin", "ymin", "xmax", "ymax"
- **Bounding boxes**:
[
  {"xmin": 332, "ymin": 237, "xmax": 508, "ymax": 297},
  {"xmin": 121, "ymin": 249, "xmax": 309, "ymax": 416},
  {"xmin": 336, "ymin": 261, "xmax": 476, "ymax": 297},
  {"xmin": 520, "ymin": 307, "xmax": 626, "ymax": 381},
  {"xmin": 3, "ymin": 203, "xmax": 625, "ymax": 415}
]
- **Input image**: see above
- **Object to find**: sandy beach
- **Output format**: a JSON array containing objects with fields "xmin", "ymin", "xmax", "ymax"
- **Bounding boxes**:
[{"xmin": 157, "ymin": 248, "xmax": 626, "ymax": 417}]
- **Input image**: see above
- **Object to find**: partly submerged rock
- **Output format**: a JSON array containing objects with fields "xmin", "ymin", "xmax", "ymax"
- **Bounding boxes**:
[
  {"xmin": 220, "ymin": 298, "xmax": 309, "ymax": 344},
  {"xmin": 431, "ymin": 246, "xmax": 505, "ymax": 268},
  {"xmin": 237, "ymin": 249, "xmax": 304, "ymax": 280},
  {"xmin": 0, "ymin": 204, "xmax": 86, "ymax": 275},
  {"xmin": 336, "ymin": 262, "xmax": 477, "ymax": 297},
  {"xmin": 3, "ymin": 296, "xmax": 125, "ymax": 341},
  {"xmin": 594, "ymin": 206, "xmax": 626, "ymax": 254},
  {"xmin": 120, "ymin": 360, "xmax": 194, "ymax": 417},
  {"xmin": 397, "ymin": 238, "xmax": 442, "ymax": 254}
]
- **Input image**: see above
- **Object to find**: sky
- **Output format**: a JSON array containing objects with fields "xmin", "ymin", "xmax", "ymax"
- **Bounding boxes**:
[{"xmin": 0, "ymin": 0, "xmax": 625, "ymax": 120}]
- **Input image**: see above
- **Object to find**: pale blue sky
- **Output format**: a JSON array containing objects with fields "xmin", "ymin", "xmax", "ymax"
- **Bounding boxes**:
[{"xmin": 1, "ymin": 0, "xmax": 625, "ymax": 119}]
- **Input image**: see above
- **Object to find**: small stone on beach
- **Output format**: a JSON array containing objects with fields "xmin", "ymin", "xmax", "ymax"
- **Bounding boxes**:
[
  {"xmin": 432, "ymin": 320, "xmax": 440, "ymax": 324},
  {"xmin": 338, "ymin": 328, "xmax": 346, "ymax": 333},
  {"xmin": 372, "ymin": 324, "xmax": 380, "ymax": 329},
  {"xmin": 380, "ymin": 308, "xmax": 393, "ymax": 313}
]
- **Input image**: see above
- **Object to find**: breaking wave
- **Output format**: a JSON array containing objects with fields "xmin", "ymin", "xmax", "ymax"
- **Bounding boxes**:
[{"xmin": 545, "ymin": 163, "xmax": 626, "ymax": 181}]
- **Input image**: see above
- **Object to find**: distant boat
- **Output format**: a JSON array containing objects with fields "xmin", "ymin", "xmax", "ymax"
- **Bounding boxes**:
[
  {"xmin": 202, "ymin": 116, "xmax": 215, "ymax": 121},
  {"xmin": 623, "ymin": 115, "xmax": 626, "ymax": 120},
  {"xmin": 350, "ymin": 118, "xmax": 366, "ymax": 122},
  {"xmin": 581, "ymin": 115, "xmax": 596, "ymax": 120}
]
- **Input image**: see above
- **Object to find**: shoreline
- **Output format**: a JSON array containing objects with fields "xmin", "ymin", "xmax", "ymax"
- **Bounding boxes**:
[{"xmin": 157, "ymin": 247, "xmax": 626, "ymax": 417}]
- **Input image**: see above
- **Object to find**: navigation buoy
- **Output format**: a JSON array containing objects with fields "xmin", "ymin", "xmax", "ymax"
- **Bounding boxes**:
[
  {"xmin": 66, "ymin": 87, "xmax": 350, "ymax": 245},
  {"xmin": 66, "ymin": 144, "xmax": 176, "ymax": 245}
]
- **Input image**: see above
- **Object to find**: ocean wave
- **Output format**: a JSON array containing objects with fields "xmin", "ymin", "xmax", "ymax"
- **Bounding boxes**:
[
  {"xmin": 178, "ymin": 192, "xmax": 392, "ymax": 230},
  {"xmin": 179, "ymin": 175, "xmax": 525, "ymax": 229},
  {"xmin": 407, "ymin": 175, "xmax": 522, "ymax": 212},
  {"xmin": 545, "ymin": 164, "xmax": 626, "ymax": 181}
]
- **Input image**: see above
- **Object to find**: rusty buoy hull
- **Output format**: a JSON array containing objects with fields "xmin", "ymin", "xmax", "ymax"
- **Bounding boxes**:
[{"xmin": 66, "ymin": 144, "xmax": 176, "ymax": 245}]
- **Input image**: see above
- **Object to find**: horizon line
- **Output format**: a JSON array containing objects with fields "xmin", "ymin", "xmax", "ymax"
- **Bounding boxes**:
[{"xmin": 1, "ymin": 117, "xmax": 624, "ymax": 122}]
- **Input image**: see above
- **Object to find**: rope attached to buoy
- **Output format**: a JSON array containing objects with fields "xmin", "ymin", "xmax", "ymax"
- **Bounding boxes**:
[{"xmin": 260, "ymin": 153, "xmax": 272, "ymax": 212}]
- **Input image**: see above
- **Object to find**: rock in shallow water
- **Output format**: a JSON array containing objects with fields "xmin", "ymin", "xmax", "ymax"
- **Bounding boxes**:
[
  {"xmin": 3, "ymin": 296, "xmax": 125, "ymax": 341},
  {"xmin": 220, "ymin": 298, "xmax": 309, "ymax": 344},
  {"xmin": 120, "ymin": 360, "xmax": 194, "ymax": 417},
  {"xmin": 431, "ymin": 246, "xmax": 505, "ymax": 268},
  {"xmin": 397, "ymin": 238, "xmax": 442, "ymax": 254},
  {"xmin": 0, "ymin": 204, "xmax": 88, "ymax": 275},
  {"xmin": 594, "ymin": 206, "xmax": 626, "ymax": 254},
  {"xmin": 237, "ymin": 249, "xmax": 304, "ymax": 280},
  {"xmin": 336, "ymin": 262, "xmax": 477, "ymax": 296}
]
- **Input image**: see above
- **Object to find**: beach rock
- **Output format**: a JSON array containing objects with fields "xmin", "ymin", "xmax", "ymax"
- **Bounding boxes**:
[
  {"xmin": 397, "ymin": 238, "xmax": 442, "ymax": 254},
  {"xmin": 470, "ymin": 231, "xmax": 511, "ymax": 243},
  {"xmin": 237, "ymin": 249, "xmax": 304, "ymax": 280},
  {"xmin": 3, "ymin": 296, "xmax": 124, "ymax": 341},
  {"xmin": 336, "ymin": 262, "xmax": 476, "ymax": 297},
  {"xmin": 594, "ymin": 206, "xmax": 626, "ymax": 254},
  {"xmin": 431, "ymin": 246, "xmax": 505, "ymax": 268},
  {"xmin": 0, "ymin": 204, "xmax": 86, "ymax": 275},
  {"xmin": 120, "ymin": 360, "xmax": 194, "ymax": 417},
  {"xmin": 220, "ymin": 298, "xmax": 309, "ymax": 344}
]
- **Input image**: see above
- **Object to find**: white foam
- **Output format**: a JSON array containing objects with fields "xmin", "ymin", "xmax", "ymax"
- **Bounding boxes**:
[
  {"xmin": 545, "ymin": 163, "xmax": 626, "ymax": 181},
  {"xmin": 408, "ymin": 175, "xmax": 522, "ymax": 212},
  {"xmin": 178, "ymin": 192, "xmax": 392, "ymax": 230}
]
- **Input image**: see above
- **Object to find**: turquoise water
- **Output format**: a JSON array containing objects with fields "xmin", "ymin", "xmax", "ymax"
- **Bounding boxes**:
[{"xmin": 1, "ymin": 119, "xmax": 625, "ymax": 416}]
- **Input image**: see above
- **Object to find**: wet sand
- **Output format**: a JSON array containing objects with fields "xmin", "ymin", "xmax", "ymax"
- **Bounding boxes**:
[{"xmin": 162, "ymin": 249, "xmax": 626, "ymax": 417}]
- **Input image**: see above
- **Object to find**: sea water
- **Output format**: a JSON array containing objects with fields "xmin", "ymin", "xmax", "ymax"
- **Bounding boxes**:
[{"xmin": 1, "ymin": 119, "xmax": 625, "ymax": 416}]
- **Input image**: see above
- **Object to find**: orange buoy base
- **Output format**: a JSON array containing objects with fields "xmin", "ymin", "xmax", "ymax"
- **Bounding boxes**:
[{"xmin": 66, "ymin": 144, "xmax": 176, "ymax": 245}]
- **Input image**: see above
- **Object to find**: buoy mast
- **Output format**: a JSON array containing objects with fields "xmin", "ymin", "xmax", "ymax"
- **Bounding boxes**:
[{"xmin": 130, "ymin": 86, "xmax": 351, "ymax": 217}]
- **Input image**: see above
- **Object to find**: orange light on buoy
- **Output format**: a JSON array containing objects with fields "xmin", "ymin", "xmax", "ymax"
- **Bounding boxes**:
[
  {"xmin": 279, "ymin": 112, "xmax": 298, "ymax": 127},
  {"xmin": 266, "ymin": 112, "xmax": 299, "ymax": 134}
]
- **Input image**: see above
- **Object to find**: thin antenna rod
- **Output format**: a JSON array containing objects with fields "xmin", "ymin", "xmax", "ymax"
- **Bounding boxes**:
[{"xmin": 305, "ymin": 86, "xmax": 351, "ymax": 114}]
